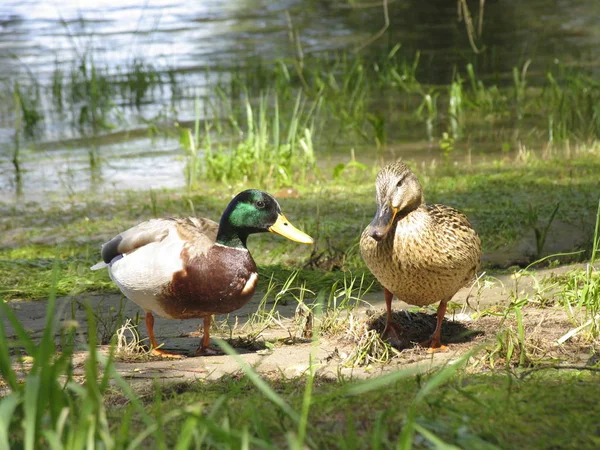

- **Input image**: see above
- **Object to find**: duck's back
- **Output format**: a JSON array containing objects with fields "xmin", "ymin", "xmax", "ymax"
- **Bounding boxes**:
[{"xmin": 361, "ymin": 204, "xmax": 481, "ymax": 306}]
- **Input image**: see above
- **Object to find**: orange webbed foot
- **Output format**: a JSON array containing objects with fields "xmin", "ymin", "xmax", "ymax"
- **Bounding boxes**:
[
  {"xmin": 150, "ymin": 347, "xmax": 185, "ymax": 359},
  {"xmin": 419, "ymin": 338, "xmax": 449, "ymax": 353}
]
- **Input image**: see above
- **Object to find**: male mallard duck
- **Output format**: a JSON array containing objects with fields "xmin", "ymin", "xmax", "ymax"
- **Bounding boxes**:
[
  {"xmin": 360, "ymin": 161, "xmax": 481, "ymax": 352},
  {"xmin": 91, "ymin": 189, "xmax": 313, "ymax": 357}
]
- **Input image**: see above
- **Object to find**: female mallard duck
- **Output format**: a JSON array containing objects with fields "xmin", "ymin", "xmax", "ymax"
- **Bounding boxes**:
[
  {"xmin": 91, "ymin": 189, "xmax": 313, "ymax": 357},
  {"xmin": 360, "ymin": 161, "xmax": 481, "ymax": 352}
]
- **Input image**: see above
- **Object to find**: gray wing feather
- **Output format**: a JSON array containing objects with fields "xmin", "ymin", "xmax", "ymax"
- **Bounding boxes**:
[
  {"xmin": 94, "ymin": 217, "xmax": 219, "ymax": 267},
  {"xmin": 100, "ymin": 219, "xmax": 172, "ymax": 264}
]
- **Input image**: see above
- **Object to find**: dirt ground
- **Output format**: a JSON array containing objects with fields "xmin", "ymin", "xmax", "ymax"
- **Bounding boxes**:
[{"xmin": 3, "ymin": 262, "xmax": 597, "ymax": 390}]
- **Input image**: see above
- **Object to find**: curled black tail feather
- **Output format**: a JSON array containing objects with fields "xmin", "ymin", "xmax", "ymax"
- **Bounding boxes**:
[{"xmin": 101, "ymin": 235, "xmax": 124, "ymax": 264}]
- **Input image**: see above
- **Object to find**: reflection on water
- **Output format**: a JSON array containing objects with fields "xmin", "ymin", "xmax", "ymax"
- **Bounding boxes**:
[
  {"xmin": 0, "ymin": 0, "xmax": 351, "ymax": 80},
  {"xmin": 1, "ymin": 0, "xmax": 599, "ymax": 202},
  {"xmin": 0, "ymin": 137, "xmax": 185, "ymax": 204}
]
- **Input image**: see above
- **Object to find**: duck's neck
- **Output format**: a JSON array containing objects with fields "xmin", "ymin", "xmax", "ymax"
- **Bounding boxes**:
[
  {"xmin": 216, "ymin": 226, "xmax": 248, "ymax": 249},
  {"xmin": 398, "ymin": 193, "xmax": 424, "ymax": 221},
  {"xmin": 215, "ymin": 212, "xmax": 250, "ymax": 249}
]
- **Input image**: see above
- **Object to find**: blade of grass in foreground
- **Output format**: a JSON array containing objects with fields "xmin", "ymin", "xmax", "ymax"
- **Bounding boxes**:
[
  {"xmin": 23, "ymin": 374, "xmax": 41, "ymax": 450},
  {"xmin": 413, "ymin": 424, "xmax": 461, "ymax": 450},
  {"xmin": 0, "ymin": 302, "xmax": 19, "ymax": 390},
  {"xmin": 346, "ymin": 347, "xmax": 482, "ymax": 449},
  {"xmin": 345, "ymin": 365, "xmax": 422, "ymax": 395},
  {"xmin": 414, "ymin": 347, "xmax": 481, "ymax": 403},
  {"xmin": 216, "ymin": 339, "xmax": 301, "ymax": 424},
  {"xmin": 591, "ymin": 198, "xmax": 600, "ymax": 264},
  {"xmin": 0, "ymin": 395, "xmax": 20, "ymax": 450}
]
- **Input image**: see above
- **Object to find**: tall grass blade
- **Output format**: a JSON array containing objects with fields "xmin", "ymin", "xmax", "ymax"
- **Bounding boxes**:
[
  {"xmin": 591, "ymin": 199, "xmax": 600, "ymax": 264},
  {"xmin": 0, "ymin": 395, "xmax": 20, "ymax": 449},
  {"xmin": 413, "ymin": 423, "xmax": 461, "ymax": 449},
  {"xmin": 215, "ymin": 339, "xmax": 300, "ymax": 424},
  {"xmin": 0, "ymin": 298, "xmax": 37, "ymax": 357},
  {"xmin": 0, "ymin": 307, "xmax": 19, "ymax": 390},
  {"xmin": 347, "ymin": 366, "xmax": 421, "ymax": 395},
  {"xmin": 397, "ymin": 408, "xmax": 416, "ymax": 450},
  {"xmin": 23, "ymin": 374, "xmax": 41, "ymax": 450},
  {"xmin": 173, "ymin": 411, "xmax": 201, "ymax": 450},
  {"xmin": 415, "ymin": 348, "xmax": 479, "ymax": 403},
  {"xmin": 296, "ymin": 351, "xmax": 317, "ymax": 450}
]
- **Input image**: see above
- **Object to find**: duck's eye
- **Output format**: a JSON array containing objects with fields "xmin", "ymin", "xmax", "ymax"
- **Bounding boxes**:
[
  {"xmin": 256, "ymin": 200, "xmax": 266, "ymax": 209},
  {"xmin": 396, "ymin": 178, "xmax": 404, "ymax": 188}
]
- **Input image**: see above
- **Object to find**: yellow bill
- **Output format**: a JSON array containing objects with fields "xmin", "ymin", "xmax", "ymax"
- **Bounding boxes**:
[{"xmin": 269, "ymin": 214, "xmax": 313, "ymax": 244}]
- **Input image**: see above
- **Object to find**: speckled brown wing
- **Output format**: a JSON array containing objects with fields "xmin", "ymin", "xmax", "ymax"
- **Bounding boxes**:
[{"xmin": 421, "ymin": 204, "xmax": 481, "ymax": 274}]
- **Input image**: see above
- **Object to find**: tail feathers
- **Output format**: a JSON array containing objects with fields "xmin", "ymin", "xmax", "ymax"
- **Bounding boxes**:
[{"xmin": 90, "ymin": 261, "xmax": 108, "ymax": 271}]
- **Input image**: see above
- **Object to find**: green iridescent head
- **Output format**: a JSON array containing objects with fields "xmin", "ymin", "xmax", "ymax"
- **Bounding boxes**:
[{"xmin": 216, "ymin": 189, "xmax": 313, "ymax": 248}]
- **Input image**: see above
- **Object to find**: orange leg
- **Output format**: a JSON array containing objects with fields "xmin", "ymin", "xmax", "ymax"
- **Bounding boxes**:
[
  {"xmin": 381, "ymin": 288, "xmax": 402, "ymax": 346},
  {"xmin": 420, "ymin": 300, "xmax": 449, "ymax": 353},
  {"xmin": 195, "ymin": 316, "xmax": 219, "ymax": 356},
  {"xmin": 145, "ymin": 312, "xmax": 183, "ymax": 358}
]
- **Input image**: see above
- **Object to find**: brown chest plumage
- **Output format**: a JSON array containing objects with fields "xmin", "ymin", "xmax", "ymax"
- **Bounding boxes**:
[{"xmin": 159, "ymin": 244, "xmax": 258, "ymax": 318}]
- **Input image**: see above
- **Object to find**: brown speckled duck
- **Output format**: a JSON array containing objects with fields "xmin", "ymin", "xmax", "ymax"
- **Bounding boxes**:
[
  {"xmin": 360, "ymin": 161, "xmax": 481, "ymax": 352},
  {"xmin": 91, "ymin": 189, "xmax": 313, "ymax": 357}
]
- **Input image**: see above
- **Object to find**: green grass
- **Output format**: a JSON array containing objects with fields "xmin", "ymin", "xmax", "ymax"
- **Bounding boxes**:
[
  {"xmin": 7, "ymin": 44, "xmax": 600, "ymax": 183},
  {"xmin": 118, "ymin": 369, "xmax": 600, "ymax": 450},
  {"xmin": 1, "ymin": 149, "xmax": 599, "ymax": 301},
  {"xmin": 1, "ymin": 157, "xmax": 600, "ymax": 449},
  {"xmin": 2, "ymin": 274, "xmax": 600, "ymax": 449},
  {"xmin": 181, "ymin": 90, "xmax": 321, "ymax": 188},
  {"xmin": 3, "ymin": 22, "xmax": 600, "ymax": 450}
]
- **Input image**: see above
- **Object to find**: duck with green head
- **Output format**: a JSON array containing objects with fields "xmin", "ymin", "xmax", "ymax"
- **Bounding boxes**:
[
  {"xmin": 360, "ymin": 161, "xmax": 481, "ymax": 352},
  {"xmin": 91, "ymin": 189, "xmax": 313, "ymax": 357}
]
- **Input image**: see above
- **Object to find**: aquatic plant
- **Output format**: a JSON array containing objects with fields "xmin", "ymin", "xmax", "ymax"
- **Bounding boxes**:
[
  {"xmin": 197, "ymin": 91, "xmax": 320, "ymax": 187},
  {"xmin": 544, "ymin": 71, "xmax": 600, "ymax": 141},
  {"xmin": 13, "ymin": 80, "xmax": 44, "ymax": 140}
]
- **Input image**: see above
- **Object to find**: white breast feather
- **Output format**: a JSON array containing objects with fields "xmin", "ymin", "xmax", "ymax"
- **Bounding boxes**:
[
  {"xmin": 240, "ymin": 272, "xmax": 258, "ymax": 296},
  {"xmin": 108, "ymin": 230, "xmax": 185, "ymax": 318}
]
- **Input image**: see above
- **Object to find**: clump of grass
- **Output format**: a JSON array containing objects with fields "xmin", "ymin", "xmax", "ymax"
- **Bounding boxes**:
[
  {"xmin": 554, "ymin": 200, "xmax": 600, "ymax": 341},
  {"xmin": 68, "ymin": 53, "xmax": 115, "ymax": 134},
  {"xmin": 0, "ymin": 259, "xmax": 142, "ymax": 448},
  {"xmin": 316, "ymin": 273, "xmax": 374, "ymax": 335},
  {"xmin": 121, "ymin": 58, "xmax": 163, "ymax": 110},
  {"xmin": 545, "ymin": 71, "xmax": 600, "ymax": 141},
  {"xmin": 13, "ymin": 80, "xmax": 44, "ymax": 139},
  {"xmin": 50, "ymin": 51, "xmax": 166, "ymax": 135},
  {"xmin": 306, "ymin": 274, "xmax": 399, "ymax": 366},
  {"xmin": 114, "ymin": 318, "xmax": 149, "ymax": 359},
  {"xmin": 448, "ymin": 74, "xmax": 464, "ymax": 140},
  {"xmin": 344, "ymin": 328, "xmax": 399, "ymax": 366},
  {"xmin": 526, "ymin": 202, "xmax": 561, "ymax": 258},
  {"xmin": 200, "ymin": 91, "xmax": 320, "ymax": 187},
  {"xmin": 242, "ymin": 271, "xmax": 306, "ymax": 332},
  {"xmin": 481, "ymin": 302, "xmax": 531, "ymax": 369},
  {"xmin": 72, "ymin": 296, "xmax": 128, "ymax": 345}
]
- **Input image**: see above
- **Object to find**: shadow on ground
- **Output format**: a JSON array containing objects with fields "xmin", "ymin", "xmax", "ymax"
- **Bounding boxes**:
[{"xmin": 368, "ymin": 310, "xmax": 485, "ymax": 350}]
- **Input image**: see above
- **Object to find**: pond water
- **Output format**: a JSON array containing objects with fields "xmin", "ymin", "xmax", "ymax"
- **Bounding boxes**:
[{"xmin": 1, "ymin": 0, "xmax": 599, "ymax": 203}]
